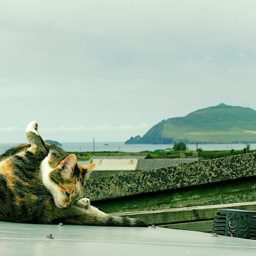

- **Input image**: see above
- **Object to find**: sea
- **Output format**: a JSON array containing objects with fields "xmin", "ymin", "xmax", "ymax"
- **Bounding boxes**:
[{"xmin": 0, "ymin": 142, "xmax": 255, "ymax": 155}]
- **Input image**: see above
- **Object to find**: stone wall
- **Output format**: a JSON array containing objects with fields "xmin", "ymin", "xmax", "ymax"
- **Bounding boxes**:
[{"xmin": 84, "ymin": 152, "xmax": 256, "ymax": 201}]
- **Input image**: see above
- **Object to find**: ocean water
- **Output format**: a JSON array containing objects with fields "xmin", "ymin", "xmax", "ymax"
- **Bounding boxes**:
[{"xmin": 0, "ymin": 142, "xmax": 255, "ymax": 155}]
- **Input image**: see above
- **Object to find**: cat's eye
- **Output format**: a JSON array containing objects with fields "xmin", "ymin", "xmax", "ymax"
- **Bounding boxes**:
[{"xmin": 64, "ymin": 192, "xmax": 70, "ymax": 197}]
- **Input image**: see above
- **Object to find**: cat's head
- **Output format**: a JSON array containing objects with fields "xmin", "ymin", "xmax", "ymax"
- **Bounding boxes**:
[{"xmin": 44, "ymin": 149, "xmax": 94, "ymax": 208}]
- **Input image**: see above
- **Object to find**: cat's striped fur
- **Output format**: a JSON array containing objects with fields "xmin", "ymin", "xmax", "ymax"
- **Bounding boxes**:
[{"xmin": 0, "ymin": 121, "xmax": 146, "ymax": 227}]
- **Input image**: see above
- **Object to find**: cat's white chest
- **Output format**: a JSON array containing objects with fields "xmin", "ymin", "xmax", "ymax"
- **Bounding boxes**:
[
  {"xmin": 40, "ymin": 155, "xmax": 54, "ymax": 189},
  {"xmin": 40, "ymin": 154, "xmax": 64, "ymax": 208}
]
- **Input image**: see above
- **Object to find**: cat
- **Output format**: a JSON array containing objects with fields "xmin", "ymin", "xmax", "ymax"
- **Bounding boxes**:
[{"xmin": 0, "ymin": 121, "xmax": 146, "ymax": 226}]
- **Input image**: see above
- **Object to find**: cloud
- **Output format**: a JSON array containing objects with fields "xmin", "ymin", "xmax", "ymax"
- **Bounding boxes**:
[
  {"xmin": 1, "ymin": 0, "xmax": 256, "ymax": 143},
  {"xmin": 0, "ymin": 123, "xmax": 150, "ymax": 132},
  {"xmin": 0, "ymin": 123, "xmax": 151, "ymax": 143},
  {"xmin": 42, "ymin": 123, "xmax": 150, "ymax": 132},
  {"xmin": 0, "ymin": 127, "xmax": 23, "ymax": 132}
]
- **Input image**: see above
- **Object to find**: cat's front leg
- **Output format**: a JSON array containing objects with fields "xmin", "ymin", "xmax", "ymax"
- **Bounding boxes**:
[
  {"xmin": 48, "ymin": 205, "xmax": 146, "ymax": 226},
  {"xmin": 76, "ymin": 197, "xmax": 91, "ymax": 209}
]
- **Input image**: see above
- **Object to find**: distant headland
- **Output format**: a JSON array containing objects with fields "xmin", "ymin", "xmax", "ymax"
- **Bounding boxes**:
[{"xmin": 125, "ymin": 103, "xmax": 256, "ymax": 144}]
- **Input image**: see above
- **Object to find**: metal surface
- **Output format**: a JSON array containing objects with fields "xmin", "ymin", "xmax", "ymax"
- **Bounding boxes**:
[
  {"xmin": 0, "ymin": 221, "xmax": 256, "ymax": 256},
  {"xmin": 213, "ymin": 208, "xmax": 256, "ymax": 239}
]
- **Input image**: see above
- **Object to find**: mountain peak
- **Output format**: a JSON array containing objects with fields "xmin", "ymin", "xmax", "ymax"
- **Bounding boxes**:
[{"xmin": 217, "ymin": 103, "xmax": 228, "ymax": 107}]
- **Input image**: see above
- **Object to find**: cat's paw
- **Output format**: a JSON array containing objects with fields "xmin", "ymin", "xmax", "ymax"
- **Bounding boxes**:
[
  {"xmin": 76, "ymin": 197, "xmax": 91, "ymax": 209},
  {"xmin": 25, "ymin": 121, "xmax": 39, "ymax": 135}
]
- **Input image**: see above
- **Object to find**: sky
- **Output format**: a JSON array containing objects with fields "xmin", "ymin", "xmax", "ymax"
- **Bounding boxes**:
[{"xmin": 1, "ymin": 0, "xmax": 256, "ymax": 143}]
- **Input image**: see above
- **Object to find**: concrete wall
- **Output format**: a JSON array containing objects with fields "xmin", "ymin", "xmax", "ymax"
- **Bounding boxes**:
[
  {"xmin": 85, "ymin": 152, "xmax": 256, "ymax": 201},
  {"xmin": 136, "ymin": 158, "xmax": 198, "ymax": 171},
  {"xmin": 89, "ymin": 157, "xmax": 198, "ymax": 178},
  {"xmin": 90, "ymin": 157, "xmax": 197, "ymax": 173},
  {"xmin": 89, "ymin": 158, "xmax": 198, "ymax": 178},
  {"xmin": 92, "ymin": 158, "xmax": 139, "ymax": 171}
]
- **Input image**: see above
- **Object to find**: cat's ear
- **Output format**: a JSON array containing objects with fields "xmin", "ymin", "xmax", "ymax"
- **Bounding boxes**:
[
  {"xmin": 83, "ymin": 163, "xmax": 95, "ymax": 173},
  {"xmin": 59, "ymin": 154, "xmax": 77, "ymax": 179},
  {"xmin": 80, "ymin": 163, "xmax": 95, "ymax": 179},
  {"xmin": 83, "ymin": 163, "xmax": 95, "ymax": 171}
]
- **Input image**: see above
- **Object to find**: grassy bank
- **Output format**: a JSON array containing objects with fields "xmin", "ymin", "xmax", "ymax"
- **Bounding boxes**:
[
  {"xmin": 72, "ymin": 151, "xmax": 147, "ymax": 161},
  {"xmin": 72, "ymin": 148, "xmax": 256, "ymax": 161}
]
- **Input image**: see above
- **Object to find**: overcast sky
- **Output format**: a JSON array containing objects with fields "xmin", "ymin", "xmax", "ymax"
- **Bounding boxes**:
[{"xmin": 1, "ymin": 0, "xmax": 256, "ymax": 143}]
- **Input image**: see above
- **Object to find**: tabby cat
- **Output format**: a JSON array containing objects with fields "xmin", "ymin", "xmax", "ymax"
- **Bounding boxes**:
[{"xmin": 0, "ymin": 121, "xmax": 146, "ymax": 226}]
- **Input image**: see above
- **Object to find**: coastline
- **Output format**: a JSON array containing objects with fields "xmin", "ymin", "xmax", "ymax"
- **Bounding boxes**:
[{"xmin": 0, "ymin": 142, "xmax": 255, "ymax": 155}]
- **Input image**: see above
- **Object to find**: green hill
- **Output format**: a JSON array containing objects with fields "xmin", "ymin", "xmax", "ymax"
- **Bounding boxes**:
[{"xmin": 125, "ymin": 103, "xmax": 256, "ymax": 144}]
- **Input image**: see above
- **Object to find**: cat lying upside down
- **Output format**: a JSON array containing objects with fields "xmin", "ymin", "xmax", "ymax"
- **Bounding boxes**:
[{"xmin": 0, "ymin": 121, "xmax": 146, "ymax": 226}]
